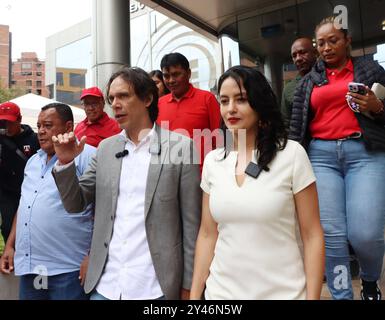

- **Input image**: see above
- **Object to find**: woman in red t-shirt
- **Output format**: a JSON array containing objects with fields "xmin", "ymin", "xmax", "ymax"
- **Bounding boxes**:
[{"xmin": 290, "ymin": 16, "xmax": 385, "ymax": 300}]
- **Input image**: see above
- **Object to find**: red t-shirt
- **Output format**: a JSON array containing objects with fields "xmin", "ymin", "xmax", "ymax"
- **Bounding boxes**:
[
  {"xmin": 310, "ymin": 59, "xmax": 361, "ymax": 139},
  {"xmin": 156, "ymin": 84, "xmax": 221, "ymax": 166},
  {"xmin": 74, "ymin": 112, "xmax": 121, "ymax": 148}
]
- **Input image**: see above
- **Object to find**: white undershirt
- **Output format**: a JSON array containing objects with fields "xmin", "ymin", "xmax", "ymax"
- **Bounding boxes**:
[{"xmin": 96, "ymin": 127, "xmax": 163, "ymax": 300}]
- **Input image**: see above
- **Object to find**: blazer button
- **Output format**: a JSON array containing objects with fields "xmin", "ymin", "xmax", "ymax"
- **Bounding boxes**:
[{"xmin": 104, "ymin": 242, "xmax": 108, "ymax": 248}]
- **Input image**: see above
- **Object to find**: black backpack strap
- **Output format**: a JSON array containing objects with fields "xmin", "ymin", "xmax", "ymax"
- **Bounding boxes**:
[{"xmin": 0, "ymin": 136, "xmax": 28, "ymax": 162}]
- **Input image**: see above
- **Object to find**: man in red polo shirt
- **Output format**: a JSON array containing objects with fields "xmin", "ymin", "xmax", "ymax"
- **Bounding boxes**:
[
  {"xmin": 74, "ymin": 87, "xmax": 121, "ymax": 148},
  {"xmin": 157, "ymin": 53, "xmax": 221, "ymax": 167}
]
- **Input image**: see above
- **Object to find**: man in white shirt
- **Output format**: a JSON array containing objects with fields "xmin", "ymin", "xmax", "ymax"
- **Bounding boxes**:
[{"xmin": 52, "ymin": 67, "xmax": 202, "ymax": 300}]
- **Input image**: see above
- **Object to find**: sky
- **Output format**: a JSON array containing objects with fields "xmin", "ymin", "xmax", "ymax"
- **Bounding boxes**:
[{"xmin": 0, "ymin": 0, "xmax": 92, "ymax": 61}]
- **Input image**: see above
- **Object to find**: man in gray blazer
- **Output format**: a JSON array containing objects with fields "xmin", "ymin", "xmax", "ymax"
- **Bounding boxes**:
[{"xmin": 51, "ymin": 67, "xmax": 202, "ymax": 300}]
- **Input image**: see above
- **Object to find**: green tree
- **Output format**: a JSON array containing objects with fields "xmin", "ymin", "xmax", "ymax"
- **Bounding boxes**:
[{"xmin": 0, "ymin": 80, "xmax": 25, "ymax": 103}]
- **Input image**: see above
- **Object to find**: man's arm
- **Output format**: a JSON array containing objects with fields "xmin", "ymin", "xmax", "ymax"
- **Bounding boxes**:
[
  {"xmin": 51, "ymin": 133, "xmax": 96, "ymax": 213},
  {"xmin": 52, "ymin": 155, "xmax": 97, "ymax": 213},
  {"xmin": 179, "ymin": 139, "xmax": 202, "ymax": 298},
  {"xmin": 0, "ymin": 213, "xmax": 17, "ymax": 274},
  {"xmin": 288, "ymin": 78, "xmax": 308, "ymax": 142},
  {"xmin": 281, "ymin": 80, "xmax": 296, "ymax": 130},
  {"xmin": 281, "ymin": 85, "xmax": 291, "ymax": 128}
]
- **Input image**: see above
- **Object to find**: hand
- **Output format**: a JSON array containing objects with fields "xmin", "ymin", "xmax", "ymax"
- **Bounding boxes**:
[
  {"xmin": 347, "ymin": 86, "xmax": 384, "ymax": 113},
  {"xmin": 79, "ymin": 254, "xmax": 89, "ymax": 286},
  {"xmin": 52, "ymin": 132, "xmax": 87, "ymax": 165},
  {"xmin": 180, "ymin": 288, "xmax": 190, "ymax": 300},
  {"xmin": 0, "ymin": 246, "xmax": 15, "ymax": 274}
]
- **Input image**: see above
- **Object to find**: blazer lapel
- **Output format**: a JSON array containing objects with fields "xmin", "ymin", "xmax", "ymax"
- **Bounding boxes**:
[
  {"xmin": 110, "ymin": 135, "xmax": 126, "ymax": 214},
  {"xmin": 144, "ymin": 126, "xmax": 168, "ymax": 218}
]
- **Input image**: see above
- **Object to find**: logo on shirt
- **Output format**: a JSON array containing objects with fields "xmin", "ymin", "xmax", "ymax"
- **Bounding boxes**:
[{"xmin": 23, "ymin": 145, "xmax": 32, "ymax": 157}]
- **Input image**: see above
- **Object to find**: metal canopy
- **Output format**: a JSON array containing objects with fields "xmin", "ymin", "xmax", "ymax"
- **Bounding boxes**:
[
  {"xmin": 139, "ymin": 0, "xmax": 385, "ymax": 59},
  {"xmin": 140, "ymin": 0, "xmax": 306, "ymax": 37}
]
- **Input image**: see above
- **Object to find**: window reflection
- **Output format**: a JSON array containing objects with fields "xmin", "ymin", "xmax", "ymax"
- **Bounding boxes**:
[
  {"xmin": 130, "ymin": 8, "xmax": 221, "ymax": 93},
  {"xmin": 55, "ymin": 36, "xmax": 92, "ymax": 106}
]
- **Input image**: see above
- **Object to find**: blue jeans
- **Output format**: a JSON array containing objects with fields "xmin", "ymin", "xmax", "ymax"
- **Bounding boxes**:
[
  {"xmin": 90, "ymin": 291, "xmax": 110, "ymax": 300},
  {"xmin": 308, "ymin": 138, "xmax": 385, "ymax": 300},
  {"xmin": 19, "ymin": 270, "xmax": 89, "ymax": 300}
]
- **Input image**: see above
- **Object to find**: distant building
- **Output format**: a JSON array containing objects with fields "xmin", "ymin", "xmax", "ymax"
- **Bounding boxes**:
[
  {"xmin": 12, "ymin": 52, "xmax": 49, "ymax": 97},
  {"xmin": 0, "ymin": 24, "xmax": 11, "ymax": 88},
  {"xmin": 56, "ymin": 67, "xmax": 87, "ymax": 107},
  {"xmin": 45, "ymin": 19, "xmax": 91, "ymax": 106}
]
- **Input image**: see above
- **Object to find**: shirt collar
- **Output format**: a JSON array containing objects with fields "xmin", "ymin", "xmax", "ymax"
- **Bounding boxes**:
[
  {"xmin": 82, "ymin": 112, "xmax": 110, "ymax": 126},
  {"xmin": 37, "ymin": 148, "xmax": 57, "ymax": 166},
  {"xmin": 120, "ymin": 123, "xmax": 156, "ymax": 147},
  {"xmin": 326, "ymin": 58, "xmax": 353, "ymax": 76},
  {"xmin": 168, "ymin": 84, "xmax": 195, "ymax": 102},
  {"xmin": 37, "ymin": 148, "xmax": 46, "ymax": 158}
]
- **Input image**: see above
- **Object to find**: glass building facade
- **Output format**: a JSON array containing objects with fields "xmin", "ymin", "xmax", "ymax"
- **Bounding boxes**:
[
  {"xmin": 130, "ymin": 7, "xmax": 221, "ymax": 91},
  {"xmin": 47, "ymin": 0, "xmax": 385, "ymax": 101},
  {"xmin": 47, "ymin": 0, "xmax": 222, "ymax": 106},
  {"xmin": 55, "ymin": 36, "xmax": 92, "ymax": 106}
]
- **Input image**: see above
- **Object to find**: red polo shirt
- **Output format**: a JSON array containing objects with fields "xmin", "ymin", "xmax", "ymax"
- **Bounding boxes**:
[
  {"xmin": 310, "ymin": 59, "xmax": 361, "ymax": 139},
  {"xmin": 156, "ymin": 84, "xmax": 221, "ymax": 166},
  {"xmin": 74, "ymin": 112, "xmax": 121, "ymax": 148}
]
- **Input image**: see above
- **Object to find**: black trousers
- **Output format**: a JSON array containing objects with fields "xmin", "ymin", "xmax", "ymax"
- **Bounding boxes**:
[{"xmin": 0, "ymin": 190, "xmax": 20, "ymax": 243}]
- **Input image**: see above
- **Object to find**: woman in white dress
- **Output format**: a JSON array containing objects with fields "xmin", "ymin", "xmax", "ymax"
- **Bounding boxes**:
[{"xmin": 190, "ymin": 65, "xmax": 325, "ymax": 300}]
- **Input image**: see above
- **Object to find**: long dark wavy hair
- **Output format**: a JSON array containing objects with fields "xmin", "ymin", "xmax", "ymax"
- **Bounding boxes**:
[
  {"xmin": 217, "ymin": 65, "xmax": 287, "ymax": 172},
  {"xmin": 149, "ymin": 69, "xmax": 170, "ymax": 95}
]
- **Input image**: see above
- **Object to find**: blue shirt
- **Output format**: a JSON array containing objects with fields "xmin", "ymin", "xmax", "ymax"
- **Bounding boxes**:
[{"xmin": 14, "ymin": 145, "xmax": 96, "ymax": 276}]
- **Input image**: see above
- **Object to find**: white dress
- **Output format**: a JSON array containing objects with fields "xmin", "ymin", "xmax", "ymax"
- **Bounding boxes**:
[{"xmin": 201, "ymin": 140, "xmax": 316, "ymax": 300}]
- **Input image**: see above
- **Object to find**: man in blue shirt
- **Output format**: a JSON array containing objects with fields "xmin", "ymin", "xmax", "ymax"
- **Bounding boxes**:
[{"xmin": 0, "ymin": 103, "xmax": 95, "ymax": 300}]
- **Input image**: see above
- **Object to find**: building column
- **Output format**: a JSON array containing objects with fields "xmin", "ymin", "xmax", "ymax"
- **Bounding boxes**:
[
  {"xmin": 263, "ymin": 53, "xmax": 285, "ymax": 104},
  {"xmin": 92, "ymin": 0, "xmax": 131, "ymax": 95}
]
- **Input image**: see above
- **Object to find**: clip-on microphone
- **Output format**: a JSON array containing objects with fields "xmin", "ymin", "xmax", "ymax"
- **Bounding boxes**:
[
  {"xmin": 245, "ymin": 162, "xmax": 263, "ymax": 179},
  {"xmin": 115, "ymin": 149, "xmax": 129, "ymax": 159}
]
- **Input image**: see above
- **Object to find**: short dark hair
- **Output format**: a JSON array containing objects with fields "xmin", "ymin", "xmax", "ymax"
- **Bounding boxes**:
[
  {"xmin": 41, "ymin": 103, "xmax": 74, "ymax": 124},
  {"xmin": 218, "ymin": 65, "xmax": 287, "ymax": 172},
  {"xmin": 160, "ymin": 52, "xmax": 190, "ymax": 71},
  {"xmin": 106, "ymin": 66, "xmax": 159, "ymax": 123}
]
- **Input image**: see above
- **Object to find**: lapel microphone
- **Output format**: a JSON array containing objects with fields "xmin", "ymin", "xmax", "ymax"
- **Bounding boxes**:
[
  {"xmin": 115, "ymin": 149, "xmax": 129, "ymax": 159},
  {"xmin": 245, "ymin": 162, "xmax": 263, "ymax": 179}
]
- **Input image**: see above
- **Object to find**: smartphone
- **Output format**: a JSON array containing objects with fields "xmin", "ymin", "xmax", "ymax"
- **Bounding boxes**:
[{"xmin": 348, "ymin": 82, "xmax": 367, "ymax": 95}]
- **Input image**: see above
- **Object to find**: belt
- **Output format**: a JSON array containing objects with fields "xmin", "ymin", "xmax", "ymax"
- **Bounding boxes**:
[{"xmin": 336, "ymin": 132, "xmax": 362, "ymax": 141}]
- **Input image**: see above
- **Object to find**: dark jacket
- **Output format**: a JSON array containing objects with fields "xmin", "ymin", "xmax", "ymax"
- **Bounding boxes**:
[
  {"xmin": 289, "ymin": 56, "xmax": 385, "ymax": 151},
  {"xmin": 0, "ymin": 124, "xmax": 39, "ymax": 195}
]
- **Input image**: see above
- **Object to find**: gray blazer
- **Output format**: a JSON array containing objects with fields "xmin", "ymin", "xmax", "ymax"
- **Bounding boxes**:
[{"xmin": 53, "ymin": 125, "xmax": 202, "ymax": 299}]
